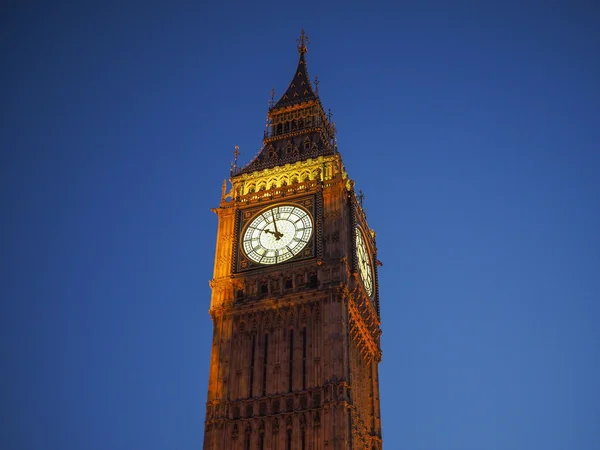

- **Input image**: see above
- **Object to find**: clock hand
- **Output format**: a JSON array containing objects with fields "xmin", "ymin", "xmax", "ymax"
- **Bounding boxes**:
[
  {"xmin": 264, "ymin": 228, "xmax": 284, "ymax": 241},
  {"xmin": 271, "ymin": 210, "xmax": 283, "ymax": 240}
]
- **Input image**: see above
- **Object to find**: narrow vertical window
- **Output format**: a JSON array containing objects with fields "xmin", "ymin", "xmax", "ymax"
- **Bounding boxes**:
[
  {"xmin": 288, "ymin": 329, "xmax": 294, "ymax": 392},
  {"xmin": 301, "ymin": 427, "xmax": 306, "ymax": 450},
  {"xmin": 348, "ymin": 409, "xmax": 353, "ymax": 443},
  {"xmin": 245, "ymin": 435, "xmax": 251, "ymax": 450},
  {"xmin": 259, "ymin": 433, "xmax": 264, "ymax": 450},
  {"xmin": 287, "ymin": 429, "xmax": 292, "ymax": 450},
  {"xmin": 249, "ymin": 334, "xmax": 256, "ymax": 398},
  {"xmin": 262, "ymin": 333, "xmax": 269, "ymax": 396},
  {"xmin": 302, "ymin": 327, "xmax": 307, "ymax": 390}
]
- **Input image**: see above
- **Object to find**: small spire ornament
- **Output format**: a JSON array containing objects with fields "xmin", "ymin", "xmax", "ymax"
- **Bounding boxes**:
[
  {"xmin": 230, "ymin": 145, "xmax": 240, "ymax": 175},
  {"xmin": 268, "ymin": 86, "xmax": 275, "ymax": 109},
  {"xmin": 358, "ymin": 189, "xmax": 365, "ymax": 208},
  {"xmin": 297, "ymin": 29, "xmax": 309, "ymax": 54},
  {"xmin": 314, "ymin": 76, "xmax": 319, "ymax": 95}
]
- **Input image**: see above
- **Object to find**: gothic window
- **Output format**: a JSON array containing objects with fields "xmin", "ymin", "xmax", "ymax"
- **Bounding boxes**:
[
  {"xmin": 300, "ymin": 415, "xmax": 306, "ymax": 450},
  {"xmin": 298, "ymin": 118, "xmax": 304, "ymax": 128},
  {"xmin": 277, "ymin": 123, "xmax": 282, "ymax": 135},
  {"xmin": 249, "ymin": 334, "xmax": 256, "ymax": 398},
  {"xmin": 248, "ymin": 184, "xmax": 255, "ymax": 194},
  {"xmin": 309, "ymin": 273, "xmax": 318, "ymax": 288},
  {"xmin": 271, "ymin": 278, "xmax": 280, "ymax": 293},
  {"xmin": 304, "ymin": 138, "xmax": 310, "ymax": 151},
  {"xmin": 260, "ymin": 282, "xmax": 268, "ymax": 295},
  {"xmin": 302, "ymin": 327, "xmax": 307, "ymax": 389},
  {"xmin": 313, "ymin": 391, "xmax": 321, "ymax": 407},
  {"xmin": 284, "ymin": 122, "xmax": 289, "ymax": 132},
  {"xmin": 288, "ymin": 329, "xmax": 294, "ymax": 392},
  {"xmin": 291, "ymin": 120, "xmax": 297, "ymax": 130},
  {"xmin": 262, "ymin": 333, "xmax": 269, "ymax": 396},
  {"xmin": 236, "ymin": 289, "xmax": 244, "ymax": 299},
  {"xmin": 246, "ymin": 421, "xmax": 253, "ymax": 434},
  {"xmin": 285, "ymin": 277, "xmax": 293, "ymax": 290},
  {"xmin": 300, "ymin": 394, "xmax": 307, "ymax": 409},
  {"xmin": 347, "ymin": 409, "xmax": 352, "ymax": 439},
  {"xmin": 248, "ymin": 281, "xmax": 258, "ymax": 296}
]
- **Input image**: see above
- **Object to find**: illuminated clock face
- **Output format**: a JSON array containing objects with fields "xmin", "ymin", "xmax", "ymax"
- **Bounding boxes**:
[
  {"xmin": 355, "ymin": 227, "xmax": 374, "ymax": 297},
  {"xmin": 242, "ymin": 205, "xmax": 313, "ymax": 265}
]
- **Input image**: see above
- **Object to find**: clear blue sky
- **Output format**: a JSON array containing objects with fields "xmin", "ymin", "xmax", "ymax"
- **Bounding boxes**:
[{"xmin": 2, "ymin": 1, "xmax": 599, "ymax": 449}]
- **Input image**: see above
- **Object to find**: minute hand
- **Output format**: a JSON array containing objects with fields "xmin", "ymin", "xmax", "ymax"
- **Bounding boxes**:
[{"xmin": 271, "ymin": 210, "xmax": 283, "ymax": 239}]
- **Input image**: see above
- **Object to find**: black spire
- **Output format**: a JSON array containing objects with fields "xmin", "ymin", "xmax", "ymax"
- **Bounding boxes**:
[{"xmin": 273, "ymin": 29, "xmax": 317, "ymax": 109}]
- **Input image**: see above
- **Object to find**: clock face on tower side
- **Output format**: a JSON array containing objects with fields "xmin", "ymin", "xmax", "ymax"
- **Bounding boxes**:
[
  {"xmin": 355, "ymin": 227, "xmax": 374, "ymax": 297},
  {"xmin": 242, "ymin": 204, "xmax": 313, "ymax": 265}
]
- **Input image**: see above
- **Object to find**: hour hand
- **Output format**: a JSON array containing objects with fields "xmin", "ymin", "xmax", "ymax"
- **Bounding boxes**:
[{"xmin": 264, "ymin": 228, "xmax": 283, "ymax": 240}]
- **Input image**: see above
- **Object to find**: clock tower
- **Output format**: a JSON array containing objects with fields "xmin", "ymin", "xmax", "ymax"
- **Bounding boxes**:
[{"xmin": 204, "ymin": 31, "xmax": 383, "ymax": 450}]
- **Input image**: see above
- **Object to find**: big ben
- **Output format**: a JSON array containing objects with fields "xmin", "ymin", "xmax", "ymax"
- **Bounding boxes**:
[{"xmin": 203, "ymin": 31, "xmax": 383, "ymax": 450}]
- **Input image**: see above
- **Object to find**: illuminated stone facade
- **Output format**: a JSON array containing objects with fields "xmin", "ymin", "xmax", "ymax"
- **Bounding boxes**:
[{"xmin": 203, "ymin": 32, "xmax": 383, "ymax": 450}]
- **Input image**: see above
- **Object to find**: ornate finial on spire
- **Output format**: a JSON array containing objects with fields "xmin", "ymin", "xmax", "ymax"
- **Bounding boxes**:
[
  {"xmin": 268, "ymin": 86, "xmax": 275, "ymax": 109},
  {"xmin": 230, "ymin": 145, "xmax": 240, "ymax": 175},
  {"xmin": 358, "ymin": 189, "xmax": 365, "ymax": 208},
  {"xmin": 327, "ymin": 108, "xmax": 333, "ymax": 122},
  {"xmin": 314, "ymin": 76, "xmax": 319, "ymax": 95},
  {"xmin": 297, "ymin": 29, "xmax": 309, "ymax": 54}
]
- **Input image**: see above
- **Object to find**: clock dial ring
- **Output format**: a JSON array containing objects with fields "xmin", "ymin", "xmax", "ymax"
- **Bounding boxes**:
[
  {"xmin": 355, "ymin": 227, "xmax": 374, "ymax": 297},
  {"xmin": 242, "ymin": 204, "xmax": 313, "ymax": 265}
]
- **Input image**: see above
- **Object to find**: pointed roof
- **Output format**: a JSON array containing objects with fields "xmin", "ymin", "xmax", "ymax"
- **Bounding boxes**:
[
  {"xmin": 273, "ymin": 53, "xmax": 317, "ymax": 109},
  {"xmin": 272, "ymin": 29, "xmax": 317, "ymax": 109},
  {"xmin": 232, "ymin": 30, "xmax": 337, "ymax": 177}
]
